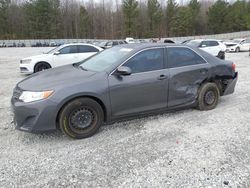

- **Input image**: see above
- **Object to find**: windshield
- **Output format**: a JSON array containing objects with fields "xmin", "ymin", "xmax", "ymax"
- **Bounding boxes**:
[
  {"xmin": 45, "ymin": 46, "xmax": 61, "ymax": 54},
  {"xmin": 233, "ymin": 39, "xmax": 242, "ymax": 43},
  {"xmin": 79, "ymin": 47, "xmax": 133, "ymax": 72},
  {"xmin": 185, "ymin": 40, "xmax": 201, "ymax": 47}
]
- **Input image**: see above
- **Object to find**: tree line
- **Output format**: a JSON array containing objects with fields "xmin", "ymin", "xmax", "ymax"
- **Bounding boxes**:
[{"xmin": 0, "ymin": 0, "xmax": 250, "ymax": 40}]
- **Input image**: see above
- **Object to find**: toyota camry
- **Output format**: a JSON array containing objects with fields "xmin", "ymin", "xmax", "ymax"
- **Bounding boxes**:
[{"xmin": 11, "ymin": 43, "xmax": 238, "ymax": 139}]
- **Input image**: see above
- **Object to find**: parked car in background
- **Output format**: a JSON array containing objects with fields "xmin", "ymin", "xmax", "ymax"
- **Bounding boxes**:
[
  {"xmin": 6, "ymin": 42, "xmax": 17, "ymax": 47},
  {"xmin": 185, "ymin": 39, "xmax": 226, "ymax": 59},
  {"xmin": 0, "ymin": 42, "xmax": 6, "ymax": 47},
  {"xmin": 20, "ymin": 43, "xmax": 103, "ymax": 74},
  {"xmin": 17, "ymin": 42, "xmax": 26, "ymax": 47},
  {"xmin": 125, "ymin": 37, "xmax": 135, "ymax": 43},
  {"xmin": 98, "ymin": 40, "xmax": 127, "ymax": 49},
  {"xmin": 164, "ymin": 39, "xmax": 175, "ymax": 43},
  {"xmin": 12, "ymin": 43, "xmax": 238, "ymax": 139},
  {"xmin": 225, "ymin": 38, "xmax": 250, "ymax": 52}
]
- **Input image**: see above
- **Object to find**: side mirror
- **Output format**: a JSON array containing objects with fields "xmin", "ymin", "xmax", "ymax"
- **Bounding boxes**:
[
  {"xmin": 116, "ymin": 66, "xmax": 132, "ymax": 76},
  {"xmin": 201, "ymin": 44, "xmax": 206, "ymax": 48},
  {"xmin": 53, "ymin": 51, "xmax": 60, "ymax": 55}
]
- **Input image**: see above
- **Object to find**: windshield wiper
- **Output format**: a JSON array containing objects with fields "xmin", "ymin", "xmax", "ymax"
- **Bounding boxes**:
[{"xmin": 79, "ymin": 66, "xmax": 88, "ymax": 71}]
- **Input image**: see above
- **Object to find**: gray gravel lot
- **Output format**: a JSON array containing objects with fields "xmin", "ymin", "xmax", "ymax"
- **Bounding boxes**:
[{"xmin": 0, "ymin": 47, "xmax": 250, "ymax": 187}]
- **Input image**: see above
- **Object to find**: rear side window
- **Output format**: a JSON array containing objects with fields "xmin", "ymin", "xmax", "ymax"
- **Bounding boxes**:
[
  {"xmin": 167, "ymin": 47, "xmax": 206, "ymax": 68},
  {"xmin": 78, "ymin": 45, "xmax": 99, "ymax": 53},
  {"xmin": 113, "ymin": 41, "xmax": 119, "ymax": 45},
  {"xmin": 124, "ymin": 48, "xmax": 164, "ymax": 74},
  {"xmin": 59, "ymin": 46, "xmax": 78, "ymax": 54}
]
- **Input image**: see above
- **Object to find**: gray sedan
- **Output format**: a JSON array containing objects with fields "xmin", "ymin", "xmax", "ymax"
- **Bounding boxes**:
[{"xmin": 11, "ymin": 43, "xmax": 238, "ymax": 139}]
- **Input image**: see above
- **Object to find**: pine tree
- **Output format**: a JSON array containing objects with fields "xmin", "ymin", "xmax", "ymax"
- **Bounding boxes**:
[
  {"xmin": 166, "ymin": 0, "xmax": 178, "ymax": 36},
  {"xmin": 122, "ymin": 0, "xmax": 138, "ymax": 36},
  {"xmin": 208, "ymin": 0, "xmax": 229, "ymax": 34},
  {"xmin": 147, "ymin": 0, "xmax": 162, "ymax": 37},
  {"xmin": 79, "ymin": 6, "xmax": 90, "ymax": 39}
]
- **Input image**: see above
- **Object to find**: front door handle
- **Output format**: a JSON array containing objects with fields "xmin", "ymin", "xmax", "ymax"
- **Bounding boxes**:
[{"xmin": 157, "ymin": 74, "xmax": 167, "ymax": 80}]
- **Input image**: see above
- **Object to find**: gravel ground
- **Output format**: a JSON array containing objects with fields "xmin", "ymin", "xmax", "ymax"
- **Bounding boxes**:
[{"xmin": 0, "ymin": 48, "xmax": 250, "ymax": 187}]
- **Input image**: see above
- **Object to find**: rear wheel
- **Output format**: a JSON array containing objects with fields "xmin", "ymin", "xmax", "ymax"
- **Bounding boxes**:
[
  {"xmin": 197, "ymin": 83, "xmax": 220, "ymax": 111},
  {"xmin": 34, "ymin": 62, "xmax": 51, "ymax": 73},
  {"xmin": 59, "ymin": 98, "xmax": 104, "ymax": 139}
]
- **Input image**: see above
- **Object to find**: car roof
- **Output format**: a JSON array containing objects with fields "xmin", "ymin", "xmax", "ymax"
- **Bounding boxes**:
[
  {"xmin": 61, "ymin": 43, "xmax": 96, "ymax": 47},
  {"xmin": 119, "ymin": 43, "xmax": 184, "ymax": 51}
]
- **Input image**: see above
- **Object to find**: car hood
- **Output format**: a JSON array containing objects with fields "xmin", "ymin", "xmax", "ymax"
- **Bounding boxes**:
[
  {"xmin": 17, "ymin": 65, "xmax": 97, "ymax": 90},
  {"xmin": 22, "ymin": 54, "xmax": 51, "ymax": 60}
]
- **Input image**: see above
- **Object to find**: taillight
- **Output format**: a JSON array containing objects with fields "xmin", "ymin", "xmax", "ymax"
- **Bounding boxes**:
[{"xmin": 232, "ymin": 63, "xmax": 236, "ymax": 72}]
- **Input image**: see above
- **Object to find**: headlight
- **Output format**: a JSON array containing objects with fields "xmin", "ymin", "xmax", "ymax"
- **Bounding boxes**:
[
  {"xmin": 19, "ymin": 90, "xmax": 54, "ymax": 103},
  {"xmin": 20, "ymin": 59, "xmax": 32, "ymax": 64}
]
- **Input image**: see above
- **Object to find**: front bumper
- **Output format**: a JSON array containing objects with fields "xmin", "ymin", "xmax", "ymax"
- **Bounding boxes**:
[
  {"xmin": 226, "ymin": 47, "xmax": 236, "ymax": 52},
  {"xmin": 223, "ymin": 72, "xmax": 238, "ymax": 96},
  {"xmin": 20, "ymin": 63, "xmax": 34, "ymax": 74},
  {"xmin": 11, "ymin": 97, "xmax": 58, "ymax": 133}
]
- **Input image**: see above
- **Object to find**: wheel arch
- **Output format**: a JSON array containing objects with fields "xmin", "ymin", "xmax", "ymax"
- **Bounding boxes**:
[
  {"xmin": 34, "ymin": 61, "xmax": 52, "ymax": 72},
  {"xmin": 56, "ymin": 95, "xmax": 108, "ymax": 130}
]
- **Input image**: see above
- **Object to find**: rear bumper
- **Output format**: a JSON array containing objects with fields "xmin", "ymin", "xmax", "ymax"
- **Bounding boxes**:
[{"xmin": 223, "ymin": 72, "xmax": 238, "ymax": 96}]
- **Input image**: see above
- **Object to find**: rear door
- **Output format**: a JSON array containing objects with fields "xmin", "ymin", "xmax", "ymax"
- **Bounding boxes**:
[
  {"xmin": 167, "ymin": 47, "xmax": 211, "ymax": 107},
  {"xmin": 108, "ymin": 48, "xmax": 169, "ymax": 117},
  {"xmin": 77, "ymin": 45, "xmax": 100, "ymax": 61}
]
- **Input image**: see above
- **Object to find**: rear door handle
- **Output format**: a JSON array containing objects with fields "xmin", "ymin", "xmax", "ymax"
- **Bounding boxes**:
[{"xmin": 157, "ymin": 74, "xmax": 167, "ymax": 80}]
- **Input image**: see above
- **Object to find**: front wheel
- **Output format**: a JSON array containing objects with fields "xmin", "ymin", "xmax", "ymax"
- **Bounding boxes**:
[
  {"xmin": 235, "ymin": 47, "xmax": 240, "ymax": 53},
  {"xmin": 197, "ymin": 83, "xmax": 220, "ymax": 111},
  {"xmin": 59, "ymin": 98, "xmax": 104, "ymax": 139},
  {"xmin": 34, "ymin": 62, "xmax": 51, "ymax": 73}
]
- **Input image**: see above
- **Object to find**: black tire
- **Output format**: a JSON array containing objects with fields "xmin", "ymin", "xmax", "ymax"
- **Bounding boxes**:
[
  {"xmin": 59, "ymin": 98, "xmax": 104, "ymax": 139},
  {"xmin": 197, "ymin": 83, "xmax": 220, "ymax": 111},
  {"xmin": 235, "ymin": 47, "xmax": 240, "ymax": 53},
  {"xmin": 217, "ymin": 51, "xmax": 225, "ymax": 60},
  {"xmin": 34, "ymin": 62, "xmax": 51, "ymax": 73}
]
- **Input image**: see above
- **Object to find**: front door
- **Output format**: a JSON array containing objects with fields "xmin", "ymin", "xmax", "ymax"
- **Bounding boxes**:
[
  {"xmin": 108, "ymin": 48, "xmax": 168, "ymax": 117},
  {"xmin": 53, "ymin": 45, "xmax": 78, "ymax": 67}
]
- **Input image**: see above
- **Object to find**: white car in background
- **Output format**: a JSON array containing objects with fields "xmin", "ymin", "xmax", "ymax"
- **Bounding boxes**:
[
  {"xmin": 225, "ymin": 38, "xmax": 250, "ymax": 52},
  {"xmin": 185, "ymin": 39, "xmax": 226, "ymax": 59},
  {"xmin": 20, "ymin": 43, "xmax": 103, "ymax": 74},
  {"xmin": 125, "ymin": 37, "xmax": 135, "ymax": 43}
]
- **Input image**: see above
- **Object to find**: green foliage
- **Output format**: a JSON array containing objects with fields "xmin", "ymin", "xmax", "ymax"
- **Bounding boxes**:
[
  {"xmin": 122, "ymin": 0, "xmax": 138, "ymax": 36},
  {"xmin": 188, "ymin": 0, "xmax": 200, "ymax": 35},
  {"xmin": 148, "ymin": 0, "xmax": 162, "ymax": 34},
  {"xmin": 24, "ymin": 0, "xmax": 60, "ymax": 39},
  {"xmin": 0, "ymin": 0, "xmax": 11, "ymax": 37},
  {"xmin": 208, "ymin": 0, "xmax": 229, "ymax": 34},
  {"xmin": 0, "ymin": 0, "xmax": 250, "ymax": 39},
  {"xmin": 79, "ymin": 6, "xmax": 90, "ymax": 38},
  {"xmin": 171, "ymin": 6, "xmax": 193, "ymax": 36},
  {"xmin": 166, "ymin": 0, "xmax": 178, "ymax": 36}
]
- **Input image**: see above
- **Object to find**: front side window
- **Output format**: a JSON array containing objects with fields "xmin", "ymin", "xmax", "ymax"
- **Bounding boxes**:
[
  {"xmin": 124, "ymin": 48, "xmax": 164, "ymax": 74},
  {"xmin": 78, "ymin": 45, "xmax": 99, "ymax": 53},
  {"xmin": 200, "ymin": 41, "xmax": 211, "ymax": 47},
  {"xmin": 209, "ymin": 41, "xmax": 219, "ymax": 46},
  {"xmin": 167, "ymin": 47, "xmax": 206, "ymax": 68},
  {"xmin": 59, "ymin": 46, "xmax": 78, "ymax": 54}
]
